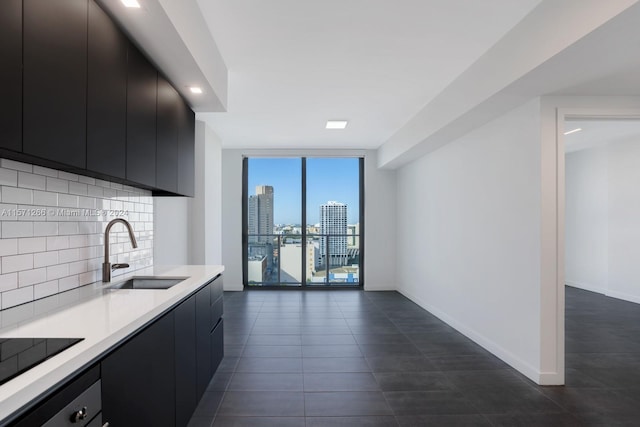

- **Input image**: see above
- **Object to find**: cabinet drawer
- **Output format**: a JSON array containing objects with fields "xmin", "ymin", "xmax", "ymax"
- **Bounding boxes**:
[
  {"xmin": 85, "ymin": 412, "xmax": 102, "ymax": 427},
  {"xmin": 209, "ymin": 276, "xmax": 223, "ymax": 304},
  {"xmin": 42, "ymin": 380, "xmax": 101, "ymax": 427},
  {"xmin": 210, "ymin": 296, "xmax": 223, "ymax": 332},
  {"xmin": 210, "ymin": 319, "xmax": 224, "ymax": 374}
]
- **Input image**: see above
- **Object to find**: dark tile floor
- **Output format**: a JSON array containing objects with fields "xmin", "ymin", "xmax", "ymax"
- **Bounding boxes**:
[{"xmin": 188, "ymin": 287, "xmax": 640, "ymax": 426}]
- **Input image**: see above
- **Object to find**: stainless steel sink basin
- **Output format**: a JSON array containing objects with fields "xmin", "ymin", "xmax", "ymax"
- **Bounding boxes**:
[{"xmin": 108, "ymin": 276, "xmax": 189, "ymax": 290}]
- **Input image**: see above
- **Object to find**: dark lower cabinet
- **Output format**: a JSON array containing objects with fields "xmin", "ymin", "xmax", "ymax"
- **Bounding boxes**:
[
  {"xmin": 0, "ymin": 0, "xmax": 22, "ymax": 152},
  {"xmin": 87, "ymin": 0, "xmax": 128, "ymax": 179},
  {"xmin": 102, "ymin": 313, "xmax": 175, "ymax": 427},
  {"xmin": 195, "ymin": 284, "xmax": 212, "ymax": 400},
  {"xmin": 174, "ymin": 295, "xmax": 197, "ymax": 427},
  {"xmin": 126, "ymin": 42, "xmax": 158, "ymax": 188},
  {"xmin": 211, "ymin": 319, "xmax": 224, "ymax": 374},
  {"xmin": 23, "ymin": 0, "xmax": 88, "ymax": 169}
]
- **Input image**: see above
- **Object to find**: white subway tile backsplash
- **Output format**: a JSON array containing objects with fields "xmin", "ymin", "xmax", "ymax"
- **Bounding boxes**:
[
  {"xmin": 0, "ymin": 239, "xmax": 18, "ymax": 256},
  {"xmin": 1, "ymin": 286, "xmax": 33, "ymax": 309},
  {"xmin": 1, "ymin": 159, "xmax": 32, "ymax": 173},
  {"xmin": 34, "ymin": 280, "xmax": 59, "ymax": 299},
  {"xmin": 58, "ymin": 171, "xmax": 79, "ymax": 182},
  {"xmin": 2, "ymin": 186, "xmax": 34, "ymax": 204},
  {"xmin": 58, "ymin": 248, "xmax": 80, "ymax": 263},
  {"xmin": 78, "ymin": 176, "xmax": 95, "ymax": 185},
  {"xmin": 58, "ymin": 194, "xmax": 79, "ymax": 208},
  {"xmin": 46, "ymin": 236, "xmax": 69, "ymax": 251},
  {"xmin": 34, "ymin": 251, "xmax": 59, "ymax": 268},
  {"xmin": 0, "ymin": 168, "xmax": 18, "ymax": 186},
  {"xmin": 46, "ymin": 177, "xmax": 69, "ymax": 193},
  {"xmin": 46, "ymin": 264, "xmax": 69, "ymax": 281},
  {"xmin": 18, "ymin": 172, "xmax": 47, "ymax": 191},
  {"xmin": 2, "ymin": 254, "xmax": 34, "ymax": 273},
  {"xmin": 2, "ymin": 221, "xmax": 34, "ymax": 238},
  {"xmin": 58, "ymin": 275, "xmax": 79, "ymax": 292},
  {"xmin": 69, "ymin": 182, "xmax": 88, "ymax": 196},
  {"xmin": 33, "ymin": 190, "xmax": 58, "ymax": 206},
  {"xmin": 59, "ymin": 222, "xmax": 79, "ymax": 235},
  {"xmin": 69, "ymin": 260, "xmax": 88, "ymax": 275},
  {"xmin": 1, "ymin": 158, "xmax": 153, "ymax": 309},
  {"xmin": 33, "ymin": 165, "xmax": 58, "ymax": 178},
  {"xmin": 33, "ymin": 222, "xmax": 58, "ymax": 237},
  {"xmin": 18, "ymin": 268, "xmax": 47, "ymax": 287},
  {"xmin": 18, "ymin": 237, "xmax": 46, "ymax": 254},
  {"xmin": 0, "ymin": 273, "xmax": 18, "ymax": 292}
]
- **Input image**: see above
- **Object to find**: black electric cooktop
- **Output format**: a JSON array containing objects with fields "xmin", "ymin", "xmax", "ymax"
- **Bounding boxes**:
[{"xmin": 0, "ymin": 338, "xmax": 84, "ymax": 386}]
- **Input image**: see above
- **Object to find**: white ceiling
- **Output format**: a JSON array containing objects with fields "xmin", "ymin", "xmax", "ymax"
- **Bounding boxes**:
[
  {"xmin": 564, "ymin": 119, "xmax": 640, "ymax": 153},
  {"xmin": 195, "ymin": 0, "xmax": 541, "ymax": 149}
]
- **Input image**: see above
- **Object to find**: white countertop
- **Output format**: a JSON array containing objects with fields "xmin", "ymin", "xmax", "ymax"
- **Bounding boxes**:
[{"xmin": 0, "ymin": 264, "xmax": 224, "ymax": 422}]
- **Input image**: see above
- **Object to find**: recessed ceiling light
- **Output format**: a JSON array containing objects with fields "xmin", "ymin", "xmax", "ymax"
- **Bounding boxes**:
[
  {"xmin": 121, "ymin": 0, "xmax": 141, "ymax": 8},
  {"xmin": 564, "ymin": 127, "xmax": 582, "ymax": 135},
  {"xmin": 326, "ymin": 120, "xmax": 348, "ymax": 129},
  {"xmin": 189, "ymin": 87, "xmax": 203, "ymax": 94}
]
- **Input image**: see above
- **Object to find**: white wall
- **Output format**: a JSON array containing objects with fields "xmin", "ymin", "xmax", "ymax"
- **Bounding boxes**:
[
  {"xmin": 396, "ymin": 99, "xmax": 544, "ymax": 383},
  {"xmin": 221, "ymin": 149, "xmax": 397, "ymax": 291},
  {"xmin": 566, "ymin": 137, "xmax": 640, "ymax": 304},
  {"xmin": 154, "ymin": 120, "xmax": 223, "ymax": 266},
  {"xmin": 565, "ymin": 148, "xmax": 608, "ymax": 293}
]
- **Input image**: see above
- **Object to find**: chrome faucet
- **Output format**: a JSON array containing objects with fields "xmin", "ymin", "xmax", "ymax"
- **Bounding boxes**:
[{"xmin": 102, "ymin": 218, "xmax": 138, "ymax": 282}]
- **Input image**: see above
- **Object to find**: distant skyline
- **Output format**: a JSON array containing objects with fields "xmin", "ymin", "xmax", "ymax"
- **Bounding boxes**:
[{"xmin": 247, "ymin": 157, "xmax": 360, "ymax": 224}]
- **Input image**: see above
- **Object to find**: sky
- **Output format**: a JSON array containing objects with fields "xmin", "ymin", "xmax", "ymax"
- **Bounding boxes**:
[{"xmin": 247, "ymin": 157, "xmax": 360, "ymax": 224}]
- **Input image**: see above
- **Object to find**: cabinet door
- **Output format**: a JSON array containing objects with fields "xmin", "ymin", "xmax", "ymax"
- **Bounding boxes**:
[
  {"xmin": 23, "ymin": 0, "xmax": 88, "ymax": 168},
  {"xmin": 175, "ymin": 295, "xmax": 197, "ymax": 427},
  {"xmin": 156, "ymin": 75, "xmax": 179, "ymax": 192},
  {"xmin": 196, "ymin": 284, "xmax": 212, "ymax": 399},
  {"xmin": 178, "ymin": 102, "xmax": 195, "ymax": 196},
  {"xmin": 102, "ymin": 313, "xmax": 175, "ymax": 427},
  {"xmin": 126, "ymin": 43, "xmax": 157, "ymax": 188},
  {"xmin": 0, "ymin": 0, "xmax": 22, "ymax": 152},
  {"xmin": 87, "ymin": 0, "xmax": 128, "ymax": 179},
  {"xmin": 210, "ymin": 318, "xmax": 224, "ymax": 374}
]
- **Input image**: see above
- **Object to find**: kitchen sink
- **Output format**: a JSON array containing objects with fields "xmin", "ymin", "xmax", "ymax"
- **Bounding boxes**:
[{"xmin": 108, "ymin": 276, "xmax": 189, "ymax": 290}]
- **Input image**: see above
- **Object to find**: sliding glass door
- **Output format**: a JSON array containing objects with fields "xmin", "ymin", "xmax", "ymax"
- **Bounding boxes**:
[{"xmin": 243, "ymin": 157, "xmax": 363, "ymax": 287}]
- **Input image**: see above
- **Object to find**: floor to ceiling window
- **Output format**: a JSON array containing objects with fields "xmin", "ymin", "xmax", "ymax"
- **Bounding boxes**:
[{"xmin": 243, "ymin": 157, "xmax": 363, "ymax": 287}]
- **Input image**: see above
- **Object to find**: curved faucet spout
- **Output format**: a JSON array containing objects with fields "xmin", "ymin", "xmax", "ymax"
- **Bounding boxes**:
[{"xmin": 103, "ymin": 218, "xmax": 138, "ymax": 282}]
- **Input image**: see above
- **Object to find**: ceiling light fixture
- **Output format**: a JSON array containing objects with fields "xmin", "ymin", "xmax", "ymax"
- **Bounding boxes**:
[
  {"xmin": 121, "ymin": 0, "xmax": 141, "ymax": 8},
  {"xmin": 326, "ymin": 120, "xmax": 348, "ymax": 130},
  {"xmin": 564, "ymin": 128, "xmax": 582, "ymax": 135},
  {"xmin": 189, "ymin": 87, "xmax": 203, "ymax": 94}
]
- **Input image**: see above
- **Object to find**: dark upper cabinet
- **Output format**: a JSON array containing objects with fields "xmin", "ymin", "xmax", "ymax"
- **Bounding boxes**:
[
  {"xmin": 156, "ymin": 75, "xmax": 180, "ymax": 193},
  {"xmin": 178, "ymin": 103, "xmax": 196, "ymax": 197},
  {"xmin": 0, "ymin": 0, "xmax": 22, "ymax": 152},
  {"xmin": 175, "ymin": 295, "xmax": 197, "ymax": 427},
  {"xmin": 23, "ymin": 0, "xmax": 88, "ymax": 168},
  {"xmin": 87, "ymin": 0, "xmax": 128, "ymax": 179},
  {"xmin": 102, "ymin": 313, "xmax": 175, "ymax": 427},
  {"xmin": 126, "ymin": 43, "xmax": 157, "ymax": 188}
]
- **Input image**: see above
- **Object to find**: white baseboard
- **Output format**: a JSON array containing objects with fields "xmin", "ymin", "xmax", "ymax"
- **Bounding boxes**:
[
  {"xmin": 565, "ymin": 281, "xmax": 640, "ymax": 305},
  {"xmin": 224, "ymin": 283, "xmax": 244, "ymax": 291},
  {"xmin": 605, "ymin": 289, "xmax": 640, "ymax": 305},
  {"xmin": 364, "ymin": 282, "xmax": 397, "ymax": 291},
  {"xmin": 396, "ymin": 287, "xmax": 553, "ymax": 385},
  {"xmin": 565, "ymin": 281, "xmax": 605, "ymax": 295}
]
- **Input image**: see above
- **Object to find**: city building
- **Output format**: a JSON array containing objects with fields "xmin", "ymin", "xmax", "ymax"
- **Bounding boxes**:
[
  {"xmin": 319, "ymin": 201, "xmax": 348, "ymax": 267},
  {"xmin": 248, "ymin": 185, "xmax": 274, "ymax": 244}
]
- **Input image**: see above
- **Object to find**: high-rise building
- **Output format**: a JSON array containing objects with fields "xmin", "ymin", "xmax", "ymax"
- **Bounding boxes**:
[
  {"xmin": 248, "ymin": 185, "xmax": 274, "ymax": 244},
  {"xmin": 320, "ymin": 201, "xmax": 348, "ymax": 266}
]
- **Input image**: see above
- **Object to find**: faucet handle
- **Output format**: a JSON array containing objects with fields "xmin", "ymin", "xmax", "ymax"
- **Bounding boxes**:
[{"xmin": 111, "ymin": 263, "xmax": 130, "ymax": 271}]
